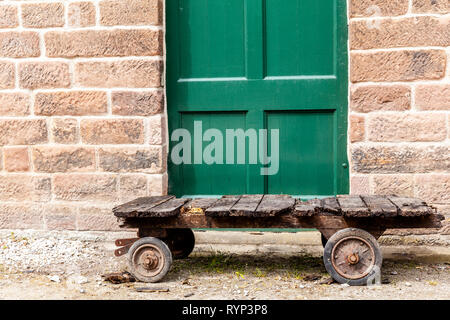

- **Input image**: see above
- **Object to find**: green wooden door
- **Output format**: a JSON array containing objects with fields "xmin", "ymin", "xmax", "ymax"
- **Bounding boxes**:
[{"xmin": 167, "ymin": 0, "xmax": 349, "ymax": 197}]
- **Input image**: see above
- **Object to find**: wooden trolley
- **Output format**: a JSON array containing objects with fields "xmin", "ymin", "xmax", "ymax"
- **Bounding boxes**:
[{"xmin": 113, "ymin": 195, "xmax": 444, "ymax": 286}]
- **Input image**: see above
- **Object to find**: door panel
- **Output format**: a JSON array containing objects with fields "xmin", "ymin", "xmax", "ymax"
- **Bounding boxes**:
[
  {"xmin": 180, "ymin": 112, "xmax": 248, "ymax": 196},
  {"xmin": 266, "ymin": 111, "xmax": 335, "ymax": 195},
  {"xmin": 265, "ymin": 0, "xmax": 335, "ymax": 77},
  {"xmin": 167, "ymin": 0, "xmax": 349, "ymax": 197},
  {"xmin": 178, "ymin": 0, "xmax": 246, "ymax": 79}
]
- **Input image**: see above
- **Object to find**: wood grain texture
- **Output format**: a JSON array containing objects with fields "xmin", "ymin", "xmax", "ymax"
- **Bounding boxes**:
[
  {"xmin": 230, "ymin": 195, "xmax": 264, "ymax": 217},
  {"xmin": 113, "ymin": 196, "xmax": 174, "ymax": 218},
  {"xmin": 362, "ymin": 196, "xmax": 398, "ymax": 217},
  {"xmin": 388, "ymin": 196, "xmax": 434, "ymax": 216},
  {"xmin": 337, "ymin": 195, "xmax": 370, "ymax": 217},
  {"xmin": 143, "ymin": 198, "xmax": 191, "ymax": 218},
  {"xmin": 293, "ymin": 199, "xmax": 321, "ymax": 216},
  {"xmin": 255, "ymin": 194, "xmax": 296, "ymax": 217},
  {"xmin": 205, "ymin": 195, "xmax": 241, "ymax": 217}
]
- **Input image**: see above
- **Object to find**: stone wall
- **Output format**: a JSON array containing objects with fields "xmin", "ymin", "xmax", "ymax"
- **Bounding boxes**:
[
  {"xmin": 0, "ymin": 0, "xmax": 448, "ymax": 231},
  {"xmin": 348, "ymin": 0, "xmax": 450, "ymax": 223},
  {"xmin": 0, "ymin": 0, "xmax": 166, "ymax": 230}
]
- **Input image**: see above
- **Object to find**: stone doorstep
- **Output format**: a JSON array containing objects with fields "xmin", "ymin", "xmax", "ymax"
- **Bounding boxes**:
[{"xmin": 0, "ymin": 229, "xmax": 449, "ymax": 263}]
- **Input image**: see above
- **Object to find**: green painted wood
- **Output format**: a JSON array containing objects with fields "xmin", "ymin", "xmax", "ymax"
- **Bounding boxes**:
[{"xmin": 167, "ymin": 0, "xmax": 349, "ymax": 197}]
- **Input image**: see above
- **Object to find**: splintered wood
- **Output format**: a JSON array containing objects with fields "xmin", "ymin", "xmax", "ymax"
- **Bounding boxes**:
[{"xmin": 113, "ymin": 194, "xmax": 437, "ymax": 219}]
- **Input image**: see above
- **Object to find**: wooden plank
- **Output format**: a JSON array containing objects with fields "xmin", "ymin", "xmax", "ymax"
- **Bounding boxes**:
[
  {"xmin": 255, "ymin": 194, "xmax": 296, "ymax": 217},
  {"xmin": 142, "ymin": 198, "xmax": 191, "ymax": 218},
  {"xmin": 293, "ymin": 198, "xmax": 322, "ymax": 217},
  {"xmin": 362, "ymin": 196, "xmax": 398, "ymax": 217},
  {"xmin": 113, "ymin": 196, "xmax": 174, "ymax": 218},
  {"xmin": 388, "ymin": 196, "xmax": 434, "ymax": 217},
  {"xmin": 230, "ymin": 195, "xmax": 264, "ymax": 217},
  {"xmin": 118, "ymin": 213, "xmax": 444, "ymax": 230},
  {"xmin": 322, "ymin": 197, "xmax": 341, "ymax": 215},
  {"xmin": 181, "ymin": 198, "xmax": 219, "ymax": 215},
  {"xmin": 337, "ymin": 195, "xmax": 370, "ymax": 217},
  {"xmin": 205, "ymin": 195, "xmax": 241, "ymax": 217}
]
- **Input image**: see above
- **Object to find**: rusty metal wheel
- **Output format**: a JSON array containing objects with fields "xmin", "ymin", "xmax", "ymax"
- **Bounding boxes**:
[
  {"xmin": 165, "ymin": 228, "xmax": 195, "ymax": 259},
  {"xmin": 127, "ymin": 237, "xmax": 172, "ymax": 283},
  {"xmin": 323, "ymin": 228, "xmax": 382, "ymax": 286}
]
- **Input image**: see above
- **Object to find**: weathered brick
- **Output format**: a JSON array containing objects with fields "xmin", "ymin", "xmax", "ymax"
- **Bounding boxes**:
[
  {"xmin": 412, "ymin": 0, "xmax": 450, "ymax": 14},
  {"xmin": 350, "ymin": 85, "xmax": 410, "ymax": 113},
  {"xmin": 372, "ymin": 175, "xmax": 414, "ymax": 197},
  {"xmin": 75, "ymin": 60, "xmax": 162, "ymax": 88},
  {"xmin": 0, "ymin": 149, "xmax": 2, "ymax": 171},
  {"xmin": 0, "ymin": 92, "xmax": 30, "ymax": 116},
  {"xmin": 0, "ymin": 175, "xmax": 51, "ymax": 202},
  {"xmin": 351, "ymin": 50, "xmax": 446, "ymax": 82},
  {"xmin": 350, "ymin": 175, "xmax": 370, "ymax": 195},
  {"xmin": 4, "ymin": 147, "xmax": 30, "ymax": 172},
  {"xmin": 349, "ymin": 115, "xmax": 365, "ymax": 143},
  {"xmin": 54, "ymin": 174, "xmax": 118, "ymax": 202},
  {"xmin": 45, "ymin": 29, "xmax": 162, "ymax": 58},
  {"xmin": 112, "ymin": 91, "xmax": 164, "ymax": 116},
  {"xmin": 19, "ymin": 62, "xmax": 70, "ymax": 89},
  {"xmin": 100, "ymin": 0, "xmax": 161, "ymax": 26},
  {"xmin": 0, "ymin": 5, "xmax": 18, "ymax": 28},
  {"xmin": 98, "ymin": 147, "xmax": 162, "ymax": 173},
  {"xmin": 0, "ymin": 32, "xmax": 39, "ymax": 58},
  {"xmin": 51, "ymin": 118, "xmax": 79, "ymax": 144},
  {"xmin": 415, "ymin": 174, "xmax": 450, "ymax": 204},
  {"xmin": 350, "ymin": 0, "xmax": 409, "ymax": 17},
  {"xmin": 0, "ymin": 61, "xmax": 14, "ymax": 89},
  {"xmin": 351, "ymin": 16, "xmax": 450, "ymax": 50},
  {"xmin": 81, "ymin": 119, "xmax": 145, "ymax": 144},
  {"xmin": 22, "ymin": 3, "xmax": 64, "ymax": 28},
  {"xmin": 68, "ymin": 2, "xmax": 96, "ymax": 27},
  {"xmin": 44, "ymin": 204, "xmax": 77, "ymax": 230},
  {"xmin": 148, "ymin": 114, "xmax": 165, "ymax": 145},
  {"xmin": 35, "ymin": 91, "xmax": 107, "ymax": 116},
  {"xmin": 0, "ymin": 204, "xmax": 44, "ymax": 229},
  {"xmin": 120, "ymin": 174, "xmax": 148, "ymax": 202},
  {"xmin": 351, "ymin": 145, "xmax": 450, "ymax": 173},
  {"xmin": 415, "ymin": 84, "xmax": 450, "ymax": 111},
  {"xmin": 32, "ymin": 147, "xmax": 95, "ymax": 173},
  {"xmin": 0, "ymin": 119, "xmax": 47, "ymax": 146},
  {"xmin": 77, "ymin": 206, "xmax": 122, "ymax": 231},
  {"xmin": 148, "ymin": 174, "xmax": 167, "ymax": 196},
  {"xmin": 367, "ymin": 113, "xmax": 447, "ymax": 142}
]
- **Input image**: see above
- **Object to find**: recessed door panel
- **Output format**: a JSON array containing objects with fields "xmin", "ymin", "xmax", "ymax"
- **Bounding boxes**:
[
  {"xmin": 178, "ymin": 0, "xmax": 246, "ymax": 79},
  {"xmin": 265, "ymin": 0, "xmax": 335, "ymax": 77},
  {"xmin": 266, "ymin": 111, "xmax": 335, "ymax": 195}
]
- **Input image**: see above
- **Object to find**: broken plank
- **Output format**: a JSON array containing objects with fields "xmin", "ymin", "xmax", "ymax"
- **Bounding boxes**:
[
  {"xmin": 205, "ymin": 195, "xmax": 241, "ymax": 217},
  {"xmin": 337, "ymin": 195, "xmax": 371, "ymax": 217},
  {"xmin": 293, "ymin": 198, "xmax": 322, "ymax": 217},
  {"xmin": 181, "ymin": 198, "xmax": 219, "ymax": 215},
  {"xmin": 388, "ymin": 196, "xmax": 434, "ymax": 217},
  {"xmin": 142, "ymin": 198, "xmax": 191, "ymax": 218},
  {"xmin": 113, "ymin": 196, "xmax": 174, "ymax": 218},
  {"xmin": 362, "ymin": 196, "xmax": 398, "ymax": 217},
  {"xmin": 230, "ymin": 195, "xmax": 264, "ymax": 217},
  {"xmin": 255, "ymin": 194, "xmax": 295, "ymax": 217},
  {"xmin": 322, "ymin": 197, "xmax": 341, "ymax": 215}
]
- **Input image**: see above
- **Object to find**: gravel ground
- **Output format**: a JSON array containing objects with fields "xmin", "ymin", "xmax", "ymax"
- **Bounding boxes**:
[{"xmin": 0, "ymin": 230, "xmax": 449, "ymax": 300}]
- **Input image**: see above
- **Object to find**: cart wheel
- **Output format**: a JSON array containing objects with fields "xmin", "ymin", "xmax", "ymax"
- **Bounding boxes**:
[
  {"xmin": 323, "ymin": 228, "xmax": 382, "ymax": 286},
  {"xmin": 165, "ymin": 228, "xmax": 195, "ymax": 259},
  {"xmin": 127, "ymin": 237, "xmax": 172, "ymax": 283},
  {"xmin": 320, "ymin": 233, "xmax": 328, "ymax": 248}
]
